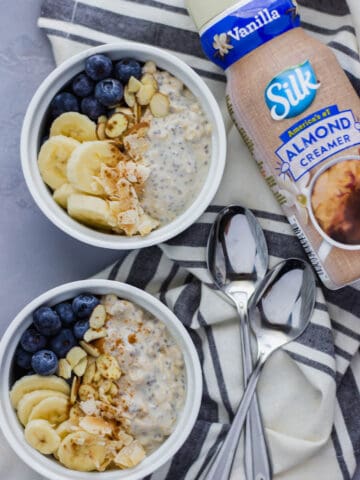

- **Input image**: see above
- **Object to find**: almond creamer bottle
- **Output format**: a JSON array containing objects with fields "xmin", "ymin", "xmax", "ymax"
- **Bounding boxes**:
[{"xmin": 186, "ymin": 0, "xmax": 360, "ymax": 289}]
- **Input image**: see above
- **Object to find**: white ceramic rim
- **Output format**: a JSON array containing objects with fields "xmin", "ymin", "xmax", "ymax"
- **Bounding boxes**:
[
  {"xmin": 0, "ymin": 279, "xmax": 202, "ymax": 480},
  {"xmin": 20, "ymin": 42, "xmax": 226, "ymax": 249},
  {"xmin": 307, "ymin": 154, "xmax": 360, "ymax": 250}
]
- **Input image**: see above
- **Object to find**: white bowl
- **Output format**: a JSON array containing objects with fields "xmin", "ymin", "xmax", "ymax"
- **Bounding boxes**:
[
  {"xmin": 0, "ymin": 279, "xmax": 202, "ymax": 480},
  {"xmin": 21, "ymin": 42, "xmax": 226, "ymax": 249}
]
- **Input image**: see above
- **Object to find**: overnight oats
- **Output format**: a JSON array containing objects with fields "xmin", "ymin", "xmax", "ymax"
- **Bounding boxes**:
[
  {"xmin": 37, "ymin": 53, "xmax": 212, "ymax": 236},
  {"xmin": 10, "ymin": 293, "xmax": 186, "ymax": 472},
  {"xmin": 311, "ymin": 159, "xmax": 360, "ymax": 245}
]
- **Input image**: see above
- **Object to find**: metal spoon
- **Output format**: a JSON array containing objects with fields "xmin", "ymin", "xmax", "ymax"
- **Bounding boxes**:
[
  {"xmin": 205, "ymin": 258, "xmax": 316, "ymax": 480},
  {"xmin": 207, "ymin": 205, "xmax": 270, "ymax": 480}
]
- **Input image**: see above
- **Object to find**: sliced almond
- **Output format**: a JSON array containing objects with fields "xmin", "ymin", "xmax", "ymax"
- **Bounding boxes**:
[
  {"xmin": 57, "ymin": 358, "xmax": 72, "ymax": 379},
  {"xmin": 136, "ymin": 84, "xmax": 156, "ymax": 106},
  {"xmin": 149, "ymin": 92, "xmax": 170, "ymax": 118},
  {"xmin": 96, "ymin": 354, "xmax": 121, "ymax": 381},
  {"xmin": 82, "ymin": 360, "xmax": 97, "ymax": 384},
  {"xmin": 78, "ymin": 384, "xmax": 97, "ymax": 401},
  {"xmin": 96, "ymin": 121, "xmax": 107, "ymax": 140},
  {"xmin": 110, "ymin": 383, "xmax": 118, "ymax": 397},
  {"xmin": 142, "ymin": 60, "xmax": 157, "ymax": 74},
  {"xmin": 105, "ymin": 113, "xmax": 128, "ymax": 139},
  {"xmin": 70, "ymin": 376, "xmax": 80, "ymax": 405},
  {"xmin": 141, "ymin": 73, "xmax": 158, "ymax": 90},
  {"xmin": 93, "ymin": 370, "xmax": 102, "ymax": 384},
  {"xmin": 133, "ymin": 102, "xmax": 142, "ymax": 123},
  {"xmin": 69, "ymin": 404, "xmax": 83, "ymax": 420},
  {"xmin": 115, "ymin": 107, "xmax": 134, "ymax": 117},
  {"xmin": 79, "ymin": 415, "xmax": 113, "ymax": 436},
  {"xmin": 79, "ymin": 340, "xmax": 101, "ymax": 358},
  {"xmin": 89, "ymin": 304, "xmax": 106, "ymax": 329},
  {"xmin": 113, "ymin": 441, "xmax": 146, "ymax": 468},
  {"xmin": 128, "ymin": 76, "xmax": 143, "ymax": 93},
  {"xmin": 124, "ymin": 85, "xmax": 136, "ymax": 107},
  {"xmin": 84, "ymin": 328, "xmax": 107, "ymax": 343},
  {"xmin": 66, "ymin": 346, "xmax": 87, "ymax": 369},
  {"xmin": 115, "ymin": 429, "xmax": 133, "ymax": 446},
  {"xmin": 73, "ymin": 356, "xmax": 88, "ymax": 377}
]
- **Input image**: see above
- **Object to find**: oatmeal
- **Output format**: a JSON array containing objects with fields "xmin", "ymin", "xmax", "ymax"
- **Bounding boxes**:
[
  {"xmin": 39, "ymin": 53, "xmax": 212, "ymax": 236},
  {"xmin": 101, "ymin": 294, "xmax": 186, "ymax": 452},
  {"xmin": 141, "ymin": 70, "xmax": 212, "ymax": 223},
  {"xmin": 10, "ymin": 292, "xmax": 186, "ymax": 472},
  {"xmin": 311, "ymin": 159, "xmax": 360, "ymax": 245}
]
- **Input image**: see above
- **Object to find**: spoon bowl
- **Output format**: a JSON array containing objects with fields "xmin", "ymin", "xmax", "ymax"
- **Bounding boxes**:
[
  {"xmin": 207, "ymin": 205, "xmax": 268, "ymax": 300},
  {"xmin": 250, "ymin": 258, "xmax": 316, "ymax": 358}
]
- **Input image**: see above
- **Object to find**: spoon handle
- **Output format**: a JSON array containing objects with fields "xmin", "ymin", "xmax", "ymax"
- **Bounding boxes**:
[
  {"xmin": 235, "ymin": 294, "xmax": 272, "ymax": 480},
  {"xmin": 205, "ymin": 358, "xmax": 264, "ymax": 480}
]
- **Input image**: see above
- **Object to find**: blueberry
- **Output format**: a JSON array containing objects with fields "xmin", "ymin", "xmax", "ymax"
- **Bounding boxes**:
[
  {"xmin": 85, "ymin": 54, "xmax": 113, "ymax": 81},
  {"xmin": 81, "ymin": 96, "xmax": 107, "ymax": 121},
  {"xmin": 72, "ymin": 294, "xmax": 100, "ymax": 319},
  {"xmin": 15, "ymin": 347, "xmax": 32, "ymax": 370},
  {"xmin": 33, "ymin": 307, "xmax": 62, "ymax": 336},
  {"xmin": 50, "ymin": 329, "xmax": 76, "ymax": 358},
  {"xmin": 50, "ymin": 92, "xmax": 79, "ymax": 118},
  {"xmin": 31, "ymin": 350, "xmax": 58, "ymax": 376},
  {"xmin": 114, "ymin": 58, "xmax": 142, "ymax": 83},
  {"xmin": 72, "ymin": 73, "xmax": 94, "ymax": 97},
  {"xmin": 73, "ymin": 319, "xmax": 90, "ymax": 340},
  {"xmin": 95, "ymin": 79, "xmax": 123, "ymax": 107},
  {"xmin": 54, "ymin": 302, "xmax": 76, "ymax": 326},
  {"xmin": 20, "ymin": 328, "xmax": 47, "ymax": 353}
]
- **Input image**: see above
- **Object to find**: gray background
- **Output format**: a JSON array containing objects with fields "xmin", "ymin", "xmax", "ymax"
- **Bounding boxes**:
[
  {"xmin": 0, "ymin": 0, "xmax": 121, "ymax": 336},
  {"xmin": 0, "ymin": 1, "xmax": 359, "ymax": 478}
]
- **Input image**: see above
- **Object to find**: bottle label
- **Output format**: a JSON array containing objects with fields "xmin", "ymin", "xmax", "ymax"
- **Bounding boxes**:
[
  {"xmin": 276, "ymin": 105, "xmax": 360, "ymax": 182},
  {"xmin": 200, "ymin": 0, "xmax": 300, "ymax": 69}
]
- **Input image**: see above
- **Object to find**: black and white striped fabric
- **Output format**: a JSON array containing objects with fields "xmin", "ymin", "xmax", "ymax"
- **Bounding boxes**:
[{"xmin": 4, "ymin": 1, "xmax": 359, "ymax": 479}]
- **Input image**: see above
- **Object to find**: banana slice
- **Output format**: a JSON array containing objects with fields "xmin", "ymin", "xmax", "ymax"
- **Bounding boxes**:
[
  {"xmin": 10, "ymin": 375, "xmax": 70, "ymax": 409},
  {"xmin": 25, "ymin": 419, "xmax": 61, "ymax": 455},
  {"xmin": 67, "ymin": 141, "xmax": 121, "ymax": 195},
  {"xmin": 50, "ymin": 112, "xmax": 97, "ymax": 142},
  {"xmin": 58, "ymin": 431, "xmax": 107, "ymax": 472},
  {"xmin": 28, "ymin": 395, "xmax": 70, "ymax": 425},
  {"xmin": 53, "ymin": 183, "xmax": 78, "ymax": 209},
  {"xmin": 17, "ymin": 389, "xmax": 68, "ymax": 426},
  {"xmin": 38, "ymin": 136, "xmax": 80, "ymax": 190},
  {"xmin": 67, "ymin": 194, "xmax": 113, "ymax": 230}
]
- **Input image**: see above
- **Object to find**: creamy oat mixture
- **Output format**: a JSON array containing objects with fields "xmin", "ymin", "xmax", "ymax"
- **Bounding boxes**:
[
  {"xmin": 101, "ymin": 295, "xmax": 186, "ymax": 453},
  {"xmin": 141, "ymin": 70, "xmax": 212, "ymax": 224}
]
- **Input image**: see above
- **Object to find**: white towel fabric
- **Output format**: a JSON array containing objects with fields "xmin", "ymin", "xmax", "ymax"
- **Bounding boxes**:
[{"xmin": 1, "ymin": 1, "xmax": 360, "ymax": 479}]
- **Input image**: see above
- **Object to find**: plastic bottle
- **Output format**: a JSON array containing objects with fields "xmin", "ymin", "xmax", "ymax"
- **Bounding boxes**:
[{"xmin": 186, "ymin": 0, "xmax": 360, "ymax": 289}]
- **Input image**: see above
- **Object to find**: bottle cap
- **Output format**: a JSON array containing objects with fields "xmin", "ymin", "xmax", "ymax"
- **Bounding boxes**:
[{"xmin": 185, "ymin": 0, "xmax": 237, "ymax": 31}]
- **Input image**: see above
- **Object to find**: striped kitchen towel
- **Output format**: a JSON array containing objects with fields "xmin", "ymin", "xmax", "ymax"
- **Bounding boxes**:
[{"xmin": 2, "ymin": 1, "xmax": 359, "ymax": 479}]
